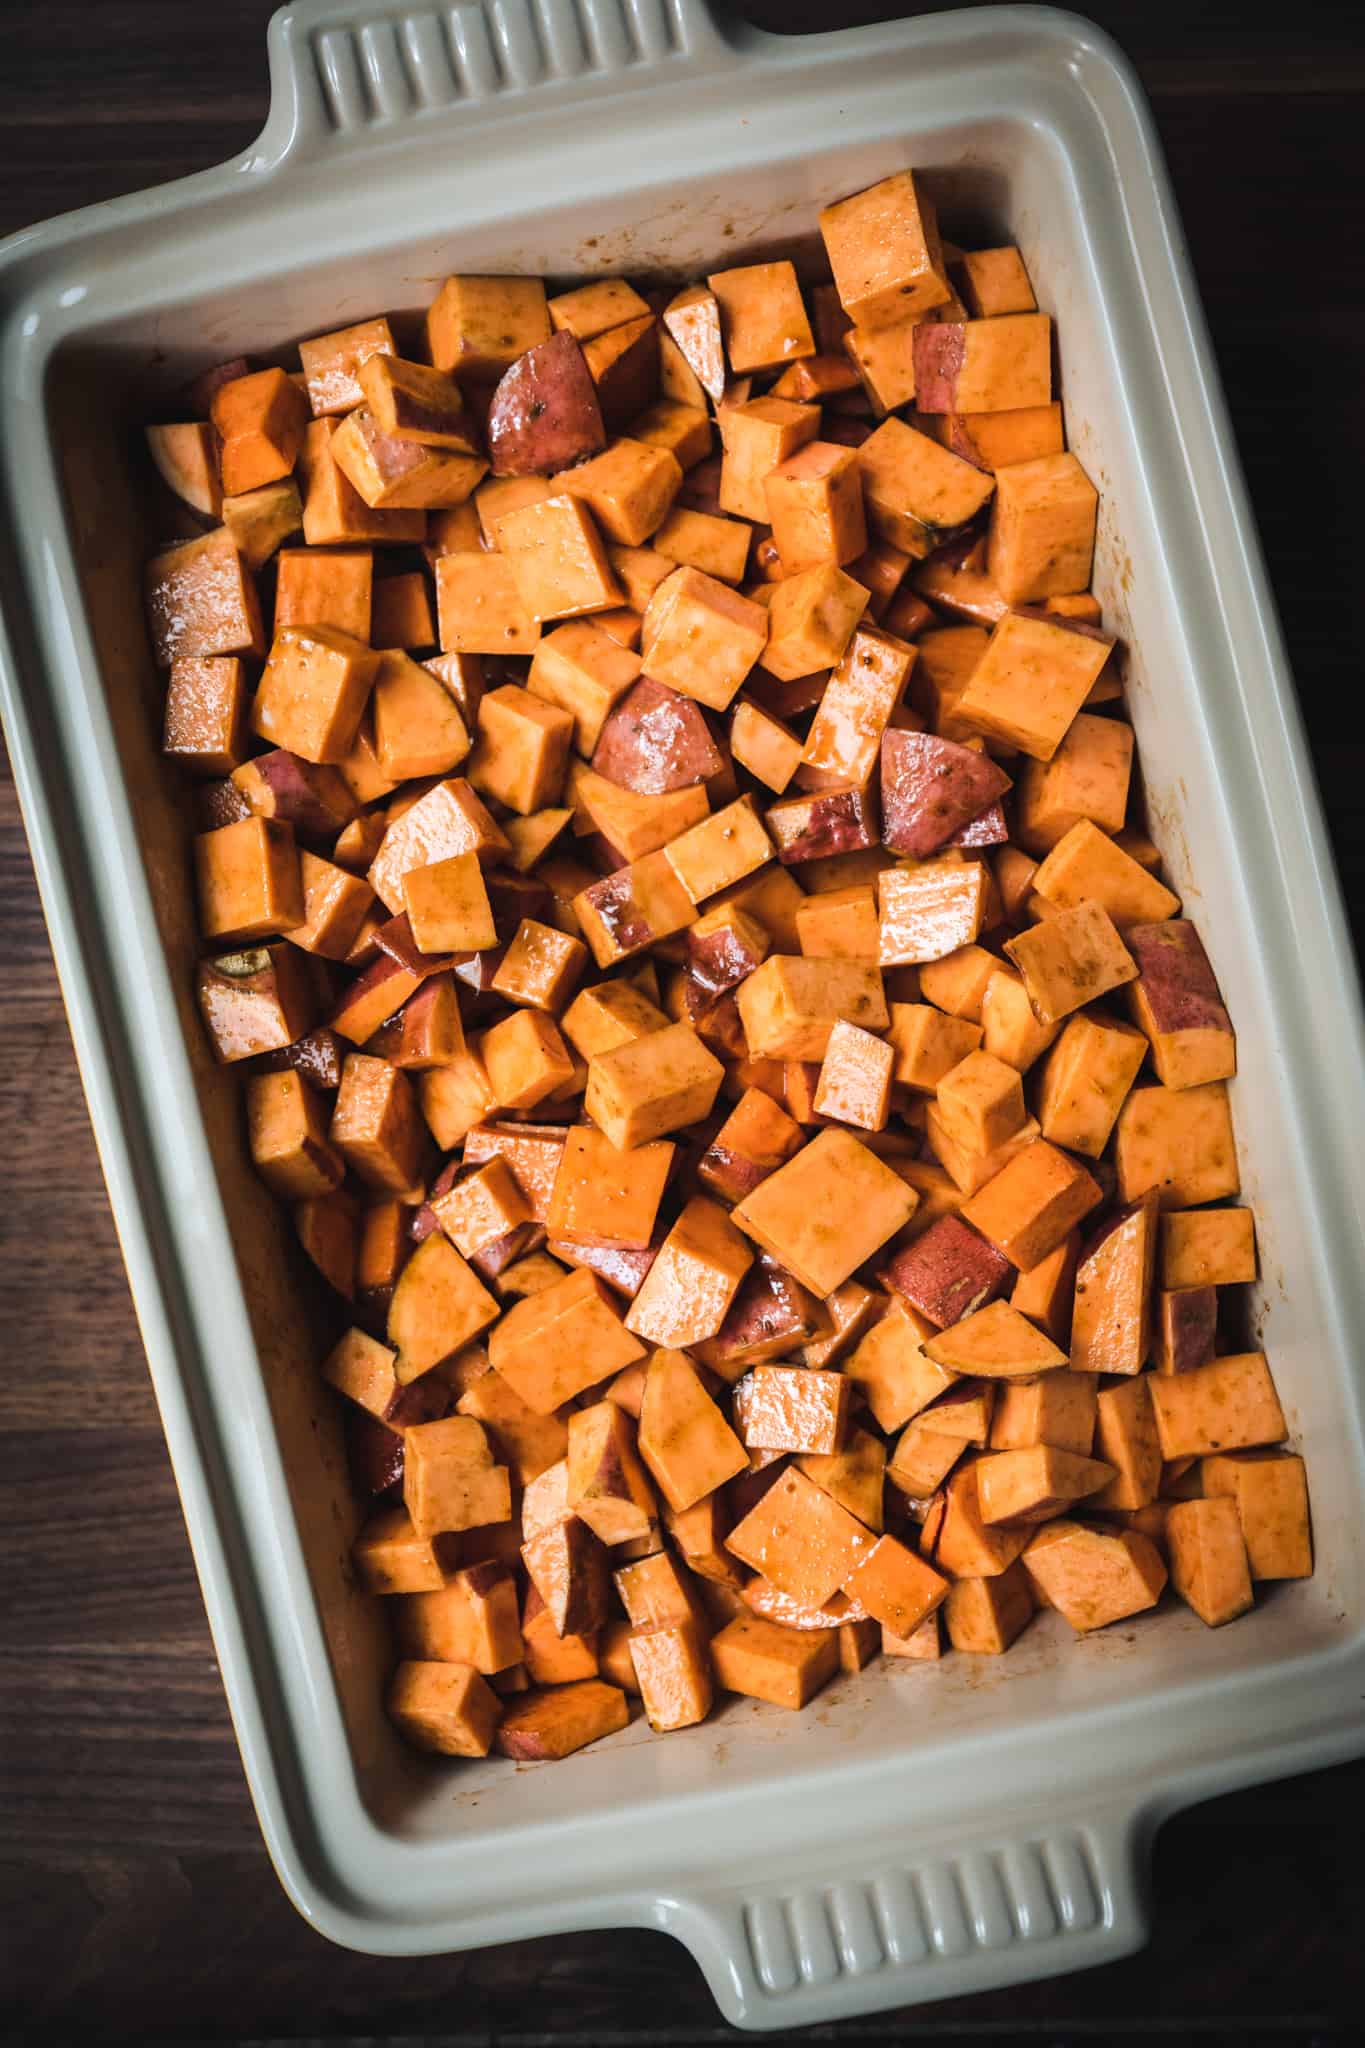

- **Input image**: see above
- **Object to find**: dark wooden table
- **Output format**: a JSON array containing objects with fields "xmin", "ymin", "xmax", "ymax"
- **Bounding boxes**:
[{"xmin": 2, "ymin": 4, "xmax": 1362, "ymax": 2041}]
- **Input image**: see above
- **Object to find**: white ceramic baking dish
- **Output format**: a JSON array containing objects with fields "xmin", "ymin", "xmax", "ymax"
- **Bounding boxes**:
[{"xmin": 2, "ymin": 0, "xmax": 1363, "ymax": 2028}]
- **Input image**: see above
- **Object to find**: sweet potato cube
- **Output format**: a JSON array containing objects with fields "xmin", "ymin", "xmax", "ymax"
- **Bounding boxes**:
[
  {"xmin": 1004, "ymin": 901, "xmax": 1137, "ymax": 1023},
  {"xmin": 882, "ymin": 1611, "xmax": 943, "ymax": 1660},
  {"xmin": 886, "ymin": 1004, "xmax": 981, "ymax": 1090},
  {"xmin": 1037, "ymin": 1008, "xmax": 1148, "ymax": 1157},
  {"xmin": 1124, "ymin": 919, "xmax": 1236, "ymax": 1089},
  {"xmin": 1152, "ymin": 1286, "xmax": 1218, "ymax": 1376},
  {"xmin": 797, "ymin": 1426, "xmax": 886, "ymax": 1532},
  {"xmin": 615, "ymin": 1549, "xmax": 704, "ymax": 1634},
  {"xmin": 730, "ymin": 697, "xmax": 804, "ymax": 794},
  {"xmin": 1006, "ymin": 1219, "xmax": 1080, "ymax": 1343},
  {"xmin": 355, "ymin": 1508, "xmax": 459, "ymax": 1595},
  {"xmin": 624, "ymin": 1198, "xmax": 753, "ymax": 1348},
  {"xmin": 855, "ymin": 416, "xmax": 994, "ymax": 558},
  {"xmin": 1161, "ymin": 1207, "xmax": 1256, "ymax": 1289},
  {"xmin": 844, "ymin": 1296, "xmax": 956, "ymax": 1432},
  {"xmin": 545, "ymin": 1125, "xmax": 671, "ymax": 1252},
  {"xmin": 1114, "ymin": 1081, "xmax": 1239, "ymax": 1209},
  {"xmin": 402, "ymin": 1416, "xmax": 511, "ymax": 1539},
  {"xmin": 727, "ymin": 1465, "xmax": 873, "ymax": 1606},
  {"xmin": 211, "ymin": 367, "xmax": 308, "ymax": 495},
  {"xmin": 664, "ymin": 797, "xmax": 773, "ymax": 904},
  {"xmin": 877, "ymin": 859, "xmax": 988, "ymax": 967},
  {"xmin": 468, "ymin": 685, "xmax": 572, "ymax": 815},
  {"xmin": 1034, "ymin": 821, "xmax": 1180, "ymax": 932},
  {"xmin": 819, "ymin": 171, "xmax": 951, "ymax": 329},
  {"xmin": 944, "ymin": 1562, "xmax": 1035, "ymax": 1654},
  {"xmin": 330, "ymin": 1052, "xmax": 422, "ymax": 1193},
  {"xmin": 917, "ymin": 943, "xmax": 997, "ymax": 1021},
  {"xmin": 925, "ymin": 1297, "xmax": 1067, "ymax": 1378},
  {"xmin": 634, "ymin": 1347, "xmax": 747, "ymax": 1515},
  {"xmin": 844, "ymin": 317, "xmax": 919, "ymax": 415},
  {"xmin": 196, "ymin": 942, "xmax": 316, "ymax": 1062},
  {"xmin": 297, "ymin": 316, "xmax": 395, "ymax": 418},
  {"xmin": 711, "ymin": 1613, "xmax": 838, "ymax": 1709},
  {"xmin": 881, "ymin": 1212, "xmax": 1011, "ymax": 1328},
  {"xmin": 566, "ymin": 1402, "xmax": 657, "ymax": 1546},
  {"xmin": 433, "ymin": 1155, "xmax": 530, "ymax": 1264},
  {"xmin": 844, "ymin": 1533, "xmax": 950, "ymax": 1638},
  {"xmin": 357, "ymin": 354, "xmax": 477, "ymax": 453},
  {"xmin": 801, "ymin": 625, "xmax": 915, "ymax": 790},
  {"xmin": 641, "ymin": 566, "xmax": 768, "ymax": 710},
  {"xmin": 718, "ymin": 396, "xmax": 821, "ymax": 522},
  {"xmin": 435, "ymin": 554, "xmax": 539, "ymax": 657},
  {"xmin": 1015, "ymin": 711, "xmax": 1132, "ymax": 855},
  {"xmin": 987, "ymin": 452, "xmax": 1098, "ymax": 604},
  {"xmin": 732, "ymin": 1126, "xmax": 917, "ymax": 1297},
  {"xmin": 707, "ymin": 259, "xmax": 814, "ymax": 374},
  {"xmin": 196, "ymin": 818, "xmax": 304, "ymax": 944},
  {"xmin": 921, "ymin": 1378, "xmax": 997, "ymax": 1446},
  {"xmin": 481, "ymin": 1009, "xmax": 576, "ymax": 1110},
  {"xmin": 520, "ymin": 1517, "xmax": 609, "ymax": 1637},
  {"xmin": 426, "ymin": 274, "xmax": 549, "ymax": 380},
  {"xmin": 736, "ymin": 956, "xmax": 887, "ymax": 1061},
  {"xmin": 456, "ymin": 1363, "xmax": 568, "ymax": 1486},
  {"xmin": 574, "ymin": 852, "xmax": 697, "ymax": 968},
  {"xmin": 696, "ymin": 1086, "xmax": 804, "ymax": 1203},
  {"xmin": 914, "ymin": 313, "xmax": 1052, "ymax": 415},
  {"xmin": 495, "ymin": 1678, "xmax": 627, "ymax": 1760},
  {"xmin": 980, "ymin": 966, "xmax": 1059, "ymax": 1074},
  {"xmin": 584, "ymin": 1020, "xmax": 724, "ymax": 1148},
  {"xmin": 661, "ymin": 284, "xmax": 726, "ymax": 404},
  {"xmin": 886, "ymin": 1419, "xmax": 964, "ymax": 1500},
  {"xmin": 629, "ymin": 1619, "xmax": 714, "ymax": 1732},
  {"xmin": 559, "ymin": 436, "xmax": 680, "ymax": 547},
  {"xmin": 1201, "ymin": 1451, "xmax": 1311, "ymax": 1580},
  {"xmin": 975, "ymin": 1446, "xmax": 1114, "ymax": 1524},
  {"xmin": 795, "ymin": 886, "xmax": 881, "ymax": 961},
  {"xmin": 402, "ymin": 850, "xmax": 495, "ymax": 956},
  {"xmin": 961, "ymin": 1139, "xmax": 1102, "ymax": 1272},
  {"xmin": 1149, "ymin": 1352, "xmax": 1285, "ymax": 1461},
  {"xmin": 954, "ymin": 246, "xmax": 1036, "ymax": 318},
  {"xmin": 245, "ymin": 1070, "xmax": 342, "ymax": 1199},
  {"xmin": 529, "ymin": 621, "xmax": 642, "ymax": 753},
  {"xmin": 652, "ymin": 505, "xmax": 750, "ymax": 585},
  {"xmin": 933, "ymin": 1465, "xmax": 1030, "ymax": 1579},
  {"xmin": 492, "ymin": 919, "xmax": 586, "ymax": 1013},
  {"xmin": 164, "ymin": 656, "xmax": 249, "ymax": 776},
  {"xmin": 561, "ymin": 979, "xmax": 668, "ymax": 1062},
  {"xmin": 582, "ymin": 314, "xmax": 659, "ymax": 433},
  {"xmin": 1023, "ymin": 1519, "xmax": 1166, "ymax": 1632},
  {"xmin": 958, "ymin": 612, "xmax": 1111, "ymax": 762},
  {"xmin": 734, "ymin": 1366, "xmax": 850, "ymax": 1457},
  {"xmin": 388, "ymin": 1660, "xmax": 500, "ymax": 1756},
  {"xmin": 812, "ymin": 1018, "xmax": 894, "ymax": 1131},
  {"xmin": 298, "ymin": 417, "xmax": 427, "ymax": 546},
  {"xmin": 520, "ymin": 1583, "xmax": 600, "ymax": 1682},
  {"xmin": 765, "ymin": 784, "xmax": 880, "ymax": 866},
  {"xmin": 330, "ymin": 405, "xmax": 485, "ymax": 509},
  {"xmin": 370, "ymin": 649, "xmax": 470, "ymax": 781},
  {"xmin": 1089, "ymin": 1375, "xmax": 1163, "ymax": 1512},
  {"xmin": 252, "ymin": 624, "xmax": 380, "ymax": 766},
  {"xmin": 495, "ymin": 492, "xmax": 622, "ymax": 624},
  {"xmin": 491, "ymin": 1267, "xmax": 644, "ymax": 1413},
  {"xmin": 934, "ymin": 1048, "xmax": 1026, "ymax": 1157},
  {"xmin": 146, "ymin": 419, "xmax": 222, "ymax": 517},
  {"xmin": 687, "ymin": 903, "xmax": 769, "ymax": 997},
  {"xmin": 991, "ymin": 1370, "xmax": 1095, "ymax": 1458},
  {"xmin": 388, "ymin": 1233, "xmax": 500, "ymax": 1382},
  {"xmin": 274, "ymin": 545, "xmax": 373, "ymax": 642},
  {"xmin": 1166, "ymin": 1495, "xmax": 1254, "ymax": 1627},
  {"xmin": 573, "ymin": 760, "xmax": 710, "ymax": 859},
  {"xmin": 764, "ymin": 440, "xmax": 866, "ymax": 571},
  {"xmin": 880, "ymin": 730, "xmax": 1011, "ymax": 861},
  {"xmin": 145, "ymin": 528, "xmax": 265, "ymax": 668},
  {"xmin": 1070, "ymin": 1193, "xmax": 1159, "ymax": 1376},
  {"xmin": 762, "ymin": 564, "xmax": 868, "ymax": 682}
]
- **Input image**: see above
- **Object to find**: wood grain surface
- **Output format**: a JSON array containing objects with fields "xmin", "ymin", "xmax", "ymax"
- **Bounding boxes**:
[{"xmin": 2, "ymin": 3, "xmax": 1363, "ymax": 2040}]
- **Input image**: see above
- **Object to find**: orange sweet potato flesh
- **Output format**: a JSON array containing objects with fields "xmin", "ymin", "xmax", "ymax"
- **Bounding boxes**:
[{"xmin": 148, "ymin": 185, "xmax": 1297, "ymax": 1774}]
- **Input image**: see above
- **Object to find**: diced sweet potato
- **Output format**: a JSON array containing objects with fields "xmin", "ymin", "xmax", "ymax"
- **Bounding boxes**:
[
  {"xmin": 495, "ymin": 1679, "xmax": 628, "ymax": 1760},
  {"xmin": 880, "ymin": 731, "xmax": 1011, "ymax": 859},
  {"xmin": 767, "ymin": 785, "xmax": 880, "ymax": 865},
  {"xmin": 987, "ymin": 452, "xmax": 1098, "ymax": 604},
  {"xmin": 1114, "ymin": 1081, "xmax": 1239, "ymax": 1210},
  {"xmin": 707, "ymin": 259, "xmax": 814, "ymax": 375},
  {"xmin": 1149, "ymin": 1352, "xmax": 1285, "ymax": 1460},
  {"xmin": 914, "ymin": 313, "xmax": 1052, "ymax": 415},
  {"xmin": 731, "ymin": 1125, "xmax": 916, "ymax": 1297},
  {"xmin": 1023, "ymin": 1519, "xmax": 1166, "ymax": 1632},
  {"xmin": 1166, "ymin": 1496, "xmax": 1254, "ymax": 1627},
  {"xmin": 388, "ymin": 1660, "xmax": 501, "ymax": 1757},
  {"xmin": 1125, "ymin": 919, "xmax": 1236, "ymax": 1090},
  {"xmin": 1152, "ymin": 1283, "xmax": 1218, "ymax": 1376},
  {"xmin": 490, "ymin": 1266, "xmax": 644, "ymax": 1413},
  {"xmin": 1069, "ymin": 1193, "xmax": 1159, "ymax": 1376},
  {"xmin": 387, "ymin": 1231, "xmax": 500, "ymax": 1382},
  {"xmin": 146, "ymin": 527, "xmax": 266, "ymax": 669},
  {"xmin": 843, "ymin": 1533, "xmax": 949, "ymax": 1635},
  {"xmin": 856, "ymin": 416, "xmax": 994, "ymax": 558},
  {"xmin": 521, "ymin": 1516, "xmax": 609, "ymax": 1636},
  {"xmin": 710, "ymin": 1612, "xmax": 839, "ymax": 1709},
  {"xmin": 819, "ymin": 171, "xmax": 951, "ymax": 329},
  {"xmin": 1161, "ymin": 1207, "xmax": 1256, "ymax": 1290},
  {"xmin": 727, "ymin": 1464, "xmax": 873, "ymax": 1607},
  {"xmin": 590, "ymin": 676, "xmax": 724, "ymax": 794},
  {"xmin": 797, "ymin": 1426, "xmax": 886, "ymax": 1532},
  {"xmin": 734, "ymin": 1365, "xmax": 850, "ymax": 1457},
  {"xmin": 402, "ymin": 1415, "xmax": 511, "ymax": 1539},
  {"xmin": 629, "ymin": 1619, "xmax": 714, "ymax": 1731},
  {"xmin": 975, "ymin": 1445, "xmax": 1114, "ymax": 1524},
  {"xmin": 1004, "ymin": 901, "xmax": 1137, "ymax": 1024},
  {"xmin": 1037, "ymin": 1008, "xmax": 1148, "ymax": 1157},
  {"xmin": 924, "ymin": 1298, "xmax": 1067, "ymax": 1378},
  {"xmin": 567, "ymin": 1401, "xmax": 657, "ymax": 1546},
  {"xmin": 877, "ymin": 858, "xmax": 988, "ymax": 967},
  {"xmin": 933, "ymin": 1463, "xmax": 1030, "ymax": 1579},
  {"xmin": 1201, "ymin": 1451, "xmax": 1311, "ymax": 1580},
  {"xmin": 625, "ymin": 1198, "xmax": 753, "ymax": 1347},
  {"xmin": 944, "ymin": 1562, "xmax": 1035, "ymax": 1653},
  {"xmin": 843, "ymin": 1295, "xmax": 956, "ymax": 1432},
  {"xmin": 882, "ymin": 1213, "xmax": 1011, "ymax": 1329},
  {"xmin": 584, "ymin": 1019, "xmax": 724, "ymax": 1147}
]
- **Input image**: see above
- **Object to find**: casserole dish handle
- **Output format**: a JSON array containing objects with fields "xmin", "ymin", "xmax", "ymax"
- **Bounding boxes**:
[
  {"xmin": 655, "ymin": 1800, "xmax": 1148, "ymax": 2028},
  {"xmin": 260, "ymin": 0, "xmax": 749, "ymax": 159}
]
